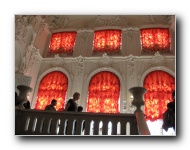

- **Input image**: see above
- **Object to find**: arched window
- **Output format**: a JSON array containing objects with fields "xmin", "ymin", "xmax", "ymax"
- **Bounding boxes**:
[
  {"xmin": 49, "ymin": 32, "xmax": 76, "ymax": 54},
  {"xmin": 140, "ymin": 28, "xmax": 171, "ymax": 52},
  {"xmin": 87, "ymin": 71, "xmax": 120, "ymax": 113},
  {"xmin": 143, "ymin": 70, "xmax": 175, "ymax": 121},
  {"xmin": 93, "ymin": 30, "xmax": 121, "ymax": 53},
  {"xmin": 34, "ymin": 71, "xmax": 68, "ymax": 110}
]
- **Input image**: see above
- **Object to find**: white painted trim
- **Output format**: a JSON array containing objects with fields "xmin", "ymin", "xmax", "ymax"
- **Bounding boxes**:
[{"xmin": 139, "ymin": 66, "xmax": 175, "ymax": 87}]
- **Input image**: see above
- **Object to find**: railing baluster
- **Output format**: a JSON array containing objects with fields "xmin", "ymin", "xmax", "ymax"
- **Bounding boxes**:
[
  {"xmin": 93, "ymin": 121, "xmax": 99, "ymax": 135},
  {"xmin": 15, "ymin": 109, "xmax": 142, "ymax": 135}
]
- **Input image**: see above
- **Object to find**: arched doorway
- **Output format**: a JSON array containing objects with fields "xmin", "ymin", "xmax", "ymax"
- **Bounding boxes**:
[
  {"xmin": 143, "ymin": 70, "xmax": 175, "ymax": 135},
  {"xmin": 34, "ymin": 71, "xmax": 68, "ymax": 110},
  {"xmin": 87, "ymin": 71, "xmax": 120, "ymax": 113}
]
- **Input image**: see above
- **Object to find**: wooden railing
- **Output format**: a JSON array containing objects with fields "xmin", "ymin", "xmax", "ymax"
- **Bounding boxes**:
[{"xmin": 15, "ymin": 109, "xmax": 140, "ymax": 135}]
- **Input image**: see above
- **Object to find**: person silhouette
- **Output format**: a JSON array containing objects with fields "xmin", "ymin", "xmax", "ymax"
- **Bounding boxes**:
[
  {"xmin": 78, "ymin": 106, "xmax": 83, "ymax": 112},
  {"xmin": 64, "ymin": 92, "xmax": 80, "ymax": 112},
  {"xmin": 162, "ymin": 90, "xmax": 175, "ymax": 132},
  {"xmin": 45, "ymin": 99, "xmax": 57, "ymax": 111}
]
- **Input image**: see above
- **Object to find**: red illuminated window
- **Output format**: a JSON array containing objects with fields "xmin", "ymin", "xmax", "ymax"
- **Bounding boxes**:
[
  {"xmin": 93, "ymin": 30, "xmax": 121, "ymax": 53},
  {"xmin": 143, "ymin": 71, "xmax": 175, "ymax": 122},
  {"xmin": 34, "ymin": 71, "xmax": 68, "ymax": 111},
  {"xmin": 87, "ymin": 71, "xmax": 120, "ymax": 113},
  {"xmin": 140, "ymin": 28, "xmax": 170, "ymax": 52},
  {"xmin": 49, "ymin": 32, "xmax": 76, "ymax": 54}
]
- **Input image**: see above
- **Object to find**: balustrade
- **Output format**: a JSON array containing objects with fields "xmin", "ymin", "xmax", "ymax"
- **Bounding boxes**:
[{"xmin": 15, "ymin": 109, "xmax": 139, "ymax": 135}]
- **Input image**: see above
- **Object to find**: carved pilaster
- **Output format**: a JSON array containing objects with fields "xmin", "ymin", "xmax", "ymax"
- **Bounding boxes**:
[
  {"xmin": 127, "ymin": 54, "xmax": 135, "ymax": 79},
  {"xmin": 76, "ymin": 56, "xmax": 85, "ymax": 79}
]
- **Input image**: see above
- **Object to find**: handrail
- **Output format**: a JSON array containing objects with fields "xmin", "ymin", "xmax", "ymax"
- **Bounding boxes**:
[{"xmin": 15, "ymin": 109, "xmax": 139, "ymax": 135}]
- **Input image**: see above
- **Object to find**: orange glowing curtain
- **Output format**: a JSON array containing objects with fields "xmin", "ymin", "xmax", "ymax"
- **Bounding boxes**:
[
  {"xmin": 87, "ymin": 71, "xmax": 120, "ymax": 113},
  {"xmin": 140, "ymin": 28, "xmax": 170, "ymax": 52},
  {"xmin": 143, "ymin": 71, "xmax": 175, "ymax": 121},
  {"xmin": 49, "ymin": 32, "xmax": 76, "ymax": 54},
  {"xmin": 93, "ymin": 30, "xmax": 121, "ymax": 52},
  {"xmin": 34, "ymin": 71, "xmax": 68, "ymax": 110}
]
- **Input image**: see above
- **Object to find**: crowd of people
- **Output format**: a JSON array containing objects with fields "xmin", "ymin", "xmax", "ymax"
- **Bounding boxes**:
[{"xmin": 15, "ymin": 91, "xmax": 83, "ymax": 112}]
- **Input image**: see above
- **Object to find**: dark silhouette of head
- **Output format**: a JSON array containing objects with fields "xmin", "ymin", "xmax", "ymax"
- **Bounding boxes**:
[
  {"xmin": 51, "ymin": 99, "xmax": 57, "ymax": 106},
  {"xmin": 78, "ymin": 106, "xmax": 83, "ymax": 112},
  {"xmin": 73, "ymin": 92, "xmax": 80, "ymax": 101}
]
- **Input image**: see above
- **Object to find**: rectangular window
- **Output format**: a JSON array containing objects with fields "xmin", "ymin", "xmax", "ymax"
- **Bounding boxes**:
[
  {"xmin": 93, "ymin": 30, "xmax": 121, "ymax": 53},
  {"xmin": 49, "ymin": 32, "xmax": 76, "ymax": 54},
  {"xmin": 140, "ymin": 28, "xmax": 170, "ymax": 52}
]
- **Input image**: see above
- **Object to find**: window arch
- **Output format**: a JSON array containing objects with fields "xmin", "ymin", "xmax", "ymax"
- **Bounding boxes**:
[
  {"xmin": 34, "ymin": 71, "xmax": 68, "ymax": 110},
  {"xmin": 143, "ymin": 70, "xmax": 175, "ymax": 121},
  {"xmin": 87, "ymin": 71, "xmax": 120, "ymax": 113}
]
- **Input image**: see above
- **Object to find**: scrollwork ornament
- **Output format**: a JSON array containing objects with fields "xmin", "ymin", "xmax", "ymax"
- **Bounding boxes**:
[
  {"xmin": 150, "ymin": 51, "xmax": 166, "ymax": 67},
  {"xmin": 51, "ymin": 54, "xmax": 64, "ymax": 68},
  {"xmin": 77, "ymin": 55, "xmax": 85, "ymax": 64}
]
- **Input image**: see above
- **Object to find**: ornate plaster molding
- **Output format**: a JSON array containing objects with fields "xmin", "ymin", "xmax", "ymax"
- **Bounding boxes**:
[
  {"xmin": 96, "ymin": 53, "xmax": 113, "ymax": 67},
  {"xmin": 122, "ymin": 27, "xmax": 139, "ymax": 39},
  {"xmin": 15, "ymin": 16, "xmax": 29, "ymax": 45},
  {"xmin": 150, "ymin": 51, "xmax": 166, "ymax": 67},
  {"xmin": 91, "ymin": 15, "xmax": 125, "ymax": 26},
  {"xmin": 142, "ymin": 15, "xmax": 171, "ymax": 25},
  {"xmin": 43, "ymin": 15, "xmax": 71, "ymax": 30},
  {"xmin": 76, "ymin": 55, "xmax": 85, "ymax": 79},
  {"xmin": 77, "ymin": 28, "xmax": 93, "ymax": 41},
  {"xmin": 19, "ymin": 44, "xmax": 40, "ymax": 75},
  {"xmin": 51, "ymin": 54, "xmax": 64, "ymax": 68},
  {"xmin": 127, "ymin": 54, "xmax": 135, "ymax": 79}
]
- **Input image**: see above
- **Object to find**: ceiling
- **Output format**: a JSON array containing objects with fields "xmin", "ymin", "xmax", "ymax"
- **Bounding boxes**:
[{"xmin": 40, "ymin": 15, "xmax": 174, "ymax": 32}]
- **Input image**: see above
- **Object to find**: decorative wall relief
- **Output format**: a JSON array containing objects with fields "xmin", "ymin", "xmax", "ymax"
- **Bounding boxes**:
[
  {"xmin": 91, "ymin": 15, "xmax": 124, "ymax": 26},
  {"xmin": 43, "ymin": 15, "xmax": 71, "ymax": 31},
  {"xmin": 20, "ymin": 44, "xmax": 40, "ymax": 75},
  {"xmin": 123, "ymin": 27, "xmax": 139, "ymax": 40},
  {"xmin": 143, "ymin": 15, "xmax": 171, "ymax": 25},
  {"xmin": 150, "ymin": 51, "xmax": 166, "ymax": 67},
  {"xmin": 78, "ymin": 28, "xmax": 93, "ymax": 41},
  {"xmin": 51, "ymin": 54, "xmax": 64, "ymax": 68},
  {"xmin": 76, "ymin": 55, "xmax": 85, "ymax": 79},
  {"xmin": 96, "ymin": 53, "xmax": 113, "ymax": 67},
  {"xmin": 15, "ymin": 16, "xmax": 29, "ymax": 45},
  {"xmin": 127, "ymin": 54, "xmax": 135, "ymax": 79}
]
